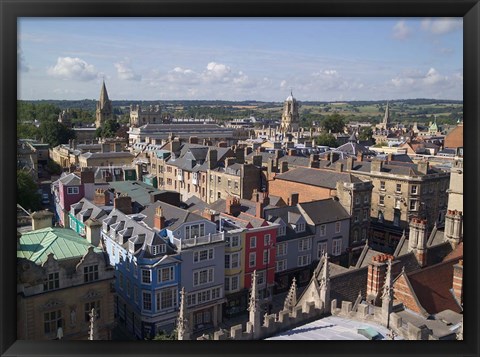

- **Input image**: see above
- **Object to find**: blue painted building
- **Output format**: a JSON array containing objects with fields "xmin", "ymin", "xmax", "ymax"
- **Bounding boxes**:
[{"xmin": 102, "ymin": 209, "xmax": 181, "ymax": 339}]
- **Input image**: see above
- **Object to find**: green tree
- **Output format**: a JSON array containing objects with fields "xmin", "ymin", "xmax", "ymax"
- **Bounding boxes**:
[
  {"xmin": 358, "ymin": 127, "xmax": 374, "ymax": 142},
  {"xmin": 17, "ymin": 123, "xmax": 39, "ymax": 140},
  {"xmin": 315, "ymin": 133, "xmax": 338, "ymax": 147},
  {"xmin": 17, "ymin": 170, "xmax": 41, "ymax": 211},
  {"xmin": 322, "ymin": 113, "xmax": 345, "ymax": 133},
  {"xmin": 38, "ymin": 121, "xmax": 76, "ymax": 147},
  {"xmin": 150, "ymin": 329, "xmax": 177, "ymax": 340},
  {"xmin": 96, "ymin": 119, "xmax": 120, "ymax": 138}
]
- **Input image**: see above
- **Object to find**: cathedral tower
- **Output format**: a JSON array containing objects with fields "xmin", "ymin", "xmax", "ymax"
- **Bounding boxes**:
[
  {"xmin": 95, "ymin": 80, "xmax": 114, "ymax": 128},
  {"xmin": 279, "ymin": 91, "xmax": 300, "ymax": 133}
]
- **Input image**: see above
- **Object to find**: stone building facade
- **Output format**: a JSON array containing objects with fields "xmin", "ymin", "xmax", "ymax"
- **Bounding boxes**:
[
  {"xmin": 279, "ymin": 92, "xmax": 299, "ymax": 133},
  {"xmin": 129, "ymin": 104, "xmax": 163, "ymax": 127}
]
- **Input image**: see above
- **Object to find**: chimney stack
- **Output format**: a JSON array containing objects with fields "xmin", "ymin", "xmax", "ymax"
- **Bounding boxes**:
[
  {"xmin": 289, "ymin": 193, "xmax": 299, "ymax": 207},
  {"xmin": 309, "ymin": 154, "xmax": 320, "ymax": 168},
  {"xmin": 225, "ymin": 196, "xmax": 241, "ymax": 216},
  {"xmin": 335, "ymin": 162, "xmax": 344, "ymax": 172},
  {"xmin": 31, "ymin": 210, "xmax": 54, "ymax": 230},
  {"xmin": 235, "ymin": 147, "xmax": 245, "ymax": 164},
  {"xmin": 208, "ymin": 149, "xmax": 218, "ymax": 169},
  {"xmin": 444, "ymin": 210, "xmax": 463, "ymax": 248},
  {"xmin": 202, "ymin": 208, "xmax": 216, "ymax": 222},
  {"xmin": 94, "ymin": 188, "xmax": 109, "ymax": 206},
  {"xmin": 370, "ymin": 159, "xmax": 383, "ymax": 173},
  {"xmin": 280, "ymin": 161, "xmax": 289, "ymax": 173},
  {"xmin": 256, "ymin": 191, "xmax": 270, "ymax": 219},
  {"xmin": 80, "ymin": 170, "xmax": 95, "ymax": 185},
  {"xmin": 356, "ymin": 152, "xmax": 364, "ymax": 162},
  {"xmin": 154, "ymin": 206, "xmax": 166, "ymax": 230},
  {"xmin": 85, "ymin": 219, "xmax": 102, "ymax": 247},
  {"xmin": 417, "ymin": 160, "xmax": 429, "ymax": 175},
  {"xmin": 366, "ymin": 254, "xmax": 394, "ymax": 305},
  {"xmin": 408, "ymin": 217, "xmax": 428, "ymax": 267},
  {"xmin": 189, "ymin": 136, "xmax": 198, "ymax": 144},
  {"xmin": 346, "ymin": 157, "xmax": 354, "ymax": 171},
  {"xmin": 252, "ymin": 155, "xmax": 262, "ymax": 168},
  {"xmin": 114, "ymin": 194, "xmax": 132, "ymax": 215}
]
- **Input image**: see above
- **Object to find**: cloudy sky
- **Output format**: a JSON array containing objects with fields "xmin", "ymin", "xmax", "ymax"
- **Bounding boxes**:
[{"xmin": 18, "ymin": 18, "xmax": 463, "ymax": 102}]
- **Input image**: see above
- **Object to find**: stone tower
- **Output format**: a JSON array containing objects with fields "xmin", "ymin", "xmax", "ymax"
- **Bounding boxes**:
[
  {"xmin": 279, "ymin": 91, "xmax": 299, "ymax": 133},
  {"xmin": 95, "ymin": 80, "xmax": 114, "ymax": 128}
]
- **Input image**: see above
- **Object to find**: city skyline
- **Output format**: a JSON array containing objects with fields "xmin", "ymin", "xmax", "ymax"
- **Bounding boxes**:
[{"xmin": 18, "ymin": 17, "xmax": 463, "ymax": 102}]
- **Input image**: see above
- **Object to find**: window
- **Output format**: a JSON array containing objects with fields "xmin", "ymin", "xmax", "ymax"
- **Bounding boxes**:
[
  {"xmin": 257, "ymin": 270, "xmax": 266, "ymax": 285},
  {"xmin": 335, "ymin": 221, "xmax": 341, "ymax": 233},
  {"xmin": 295, "ymin": 222, "xmax": 306, "ymax": 232},
  {"xmin": 119, "ymin": 272, "xmax": 124, "ymax": 290},
  {"xmin": 158, "ymin": 266, "xmax": 174, "ymax": 283},
  {"xmin": 353, "ymin": 230, "xmax": 359, "ymax": 242},
  {"xmin": 249, "ymin": 252, "xmax": 256, "ymax": 267},
  {"xmin": 363, "ymin": 208, "xmax": 369, "ymax": 221},
  {"xmin": 225, "ymin": 252, "xmax": 240, "ymax": 269},
  {"xmin": 379, "ymin": 195, "xmax": 385, "ymax": 206},
  {"xmin": 84, "ymin": 301, "xmax": 100, "ymax": 322},
  {"xmin": 43, "ymin": 272, "xmax": 59, "ymax": 291},
  {"xmin": 67, "ymin": 187, "xmax": 79, "ymax": 195},
  {"xmin": 218, "ymin": 192, "xmax": 221, "ymax": 199},
  {"xmin": 332, "ymin": 239, "xmax": 342, "ymax": 256},
  {"xmin": 380, "ymin": 181, "xmax": 386, "ymax": 191},
  {"xmin": 264, "ymin": 234, "xmax": 271, "ymax": 246},
  {"xmin": 151, "ymin": 244, "xmax": 166, "ymax": 255},
  {"xmin": 217, "ymin": 176, "xmax": 221, "ymax": 183},
  {"xmin": 393, "ymin": 211, "xmax": 400, "ymax": 226},
  {"xmin": 277, "ymin": 226, "xmax": 286, "ymax": 236},
  {"xmin": 263, "ymin": 249, "xmax": 270, "ymax": 264},
  {"xmin": 409, "ymin": 200, "xmax": 417, "ymax": 211},
  {"xmin": 354, "ymin": 213, "xmax": 359, "ymax": 223},
  {"xmin": 317, "ymin": 241, "xmax": 328, "ymax": 259},
  {"xmin": 362, "ymin": 228, "xmax": 367, "ymax": 240},
  {"xmin": 185, "ymin": 223, "xmax": 205, "ymax": 239},
  {"xmin": 167, "ymin": 178, "xmax": 172, "ymax": 185},
  {"xmin": 234, "ymin": 181, "xmax": 239, "ymax": 189},
  {"xmin": 396, "ymin": 183, "xmax": 402, "ymax": 193},
  {"xmin": 143, "ymin": 292, "xmax": 152, "ymax": 311},
  {"xmin": 395, "ymin": 198, "xmax": 401, "ymax": 209},
  {"xmin": 193, "ymin": 248, "xmax": 214, "ymax": 263},
  {"xmin": 378, "ymin": 210, "xmax": 384, "ymax": 223},
  {"xmin": 225, "ymin": 254, "xmax": 230, "ymax": 269},
  {"xmin": 276, "ymin": 243, "xmax": 287, "ymax": 256},
  {"xmin": 225, "ymin": 276, "xmax": 240, "ymax": 292},
  {"xmin": 126, "ymin": 279, "xmax": 131, "ymax": 297},
  {"xmin": 355, "ymin": 196, "xmax": 360, "ymax": 205},
  {"xmin": 411, "ymin": 185, "xmax": 418, "ymax": 195},
  {"xmin": 226, "ymin": 235, "xmax": 240, "ymax": 248},
  {"xmin": 83, "ymin": 265, "xmax": 99, "ymax": 283},
  {"xmin": 319, "ymin": 224, "xmax": 326, "ymax": 237},
  {"xmin": 298, "ymin": 238, "xmax": 311, "ymax": 251},
  {"xmin": 125, "ymin": 259, "xmax": 130, "ymax": 271},
  {"xmin": 276, "ymin": 259, "xmax": 287, "ymax": 272},
  {"xmin": 156, "ymin": 288, "xmax": 177, "ymax": 311},
  {"xmin": 142, "ymin": 269, "xmax": 151, "ymax": 284},
  {"xmin": 228, "ymin": 179, "xmax": 231, "ymax": 188},
  {"xmin": 193, "ymin": 268, "xmax": 214, "ymax": 286},
  {"xmin": 364, "ymin": 195, "xmax": 369, "ymax": 203},
  {"xmin": 133, "ymin": 263, "xmax": 138, "ymax": 278},
  {"xmin": 250, "ymin": 236, "xmax": 257, "ymax": 248},
  {"xmin": 297, "ymin": 255, "xmax": 311, "ymax": 267},
  {"xmin": 44, "ymin": 310, "xmax": 62, "ymax": 334}
]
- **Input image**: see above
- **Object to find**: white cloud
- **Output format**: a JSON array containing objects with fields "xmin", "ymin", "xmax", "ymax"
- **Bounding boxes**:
[
  {"xmin": 18, "ymin": 47, "xmax": 30, "ymax": 72},
  {"xmin": 280, "ymin": 80, "xmax": 287, "ymax": 88},
  {"xmin": 202, "ymin": 62, "xmax": 231, "ymax": 82},
  {"xmin": 392, "ymin": 21, "xmax": 411, "ymax": 40},
  {"xmin": 114, "ymin": 59, "xmax": 141, "ymax": 81},
  {"xmin": 421, "ymin": 18, "xmax": 462, "ymax": 35},
  {"xmin": 164, "ymin": 66, "xmax": 200, "ymax": 85},
  {"xmin": 390, "ymin": 67, "xmax": 456, "ymax": 94},
  {"xmin": 47, "ymin": 57, "xmax": 98, "ymax": 81}
]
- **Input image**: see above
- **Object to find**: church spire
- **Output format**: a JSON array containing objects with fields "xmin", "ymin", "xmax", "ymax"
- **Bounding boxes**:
[
  {"xmin": 383, "ymin": 102, "xmax": 390, "ymax": 126},
  {"xmin": 95, "ymin": 80, "xmax": 114, "ymax": 128}
]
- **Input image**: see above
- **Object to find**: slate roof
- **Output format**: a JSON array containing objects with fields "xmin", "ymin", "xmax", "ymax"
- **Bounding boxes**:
[
  {"xmin": 70, "ymin": 198, "xmax": 112, "ymax": 222},
  {"xmin": 17, "ymin": 227, "xmax": 102, "ymax": 264},
  {"xmin": 141, "ymin": 200, "xmax": 206, "ymax": 232},
  {"xmin": 334, "ymin": 142, "xmax": 376, "ymax": 156},
  {"xmin": 274, "ymin": 167, "xmax": 362, "ymax": 189},
  {"xmin": 278, "ymin": 155, "xmax": 311, "ymax": 168},
  {"xmin": 81, "ymin": 152, "xmax": 134, "ymax": 159},
  {"xmin": 263, "ymin": 206, "xmax": 313, "ymax": 241},
  {"xmin": 58, "ymin": 172, "xmax": 81, "ymax": 186},
  {"xmin": 298, "ymin": 199, "xmax": 350, "ymax": 225},
  {"xmin": 108, "ymin": 181, "xmax": 165, "ymax": 207}
]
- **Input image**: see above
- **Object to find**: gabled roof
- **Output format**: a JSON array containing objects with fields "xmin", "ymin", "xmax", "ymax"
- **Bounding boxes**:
[
  {"xmin": 17, "ymin": 227, "xmax": 102, "ymax": 264},
  {"xmin": 58, "ymin": 173, "xmax": 81, "ymax": 186},
  {"xmin": 70, "ymin": 198, "xmax": 112, "ymax": 222},
  {"xmin": 108, "ymin": 181, "xmax": 165, "ymax": 207},
  {"xmin": 141, "ymin": 200, "xmax": 207, "ymax": 232}
]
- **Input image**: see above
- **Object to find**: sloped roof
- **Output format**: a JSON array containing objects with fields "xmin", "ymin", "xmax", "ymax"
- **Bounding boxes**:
[
  {"xmin": 298, "ymin": 199, "xmax": 350, "ymax": 225},
  {"xmin": 17, "ymin": 227, "xmax": 102, "ymax": 264},
  {"xmin": 274, "ymin": 167, "xmax": 362, "ymax": 189},
  {"xmin": 141, "ymin": 200, "xmax": 206, "ymax": 232},
  {"xmin": 108, "ymin": 181, "xmax": 165, "ymax": 207},
  {"xmin": 58, "ymin": 173, "xmax": 81, "ymax": 186}
]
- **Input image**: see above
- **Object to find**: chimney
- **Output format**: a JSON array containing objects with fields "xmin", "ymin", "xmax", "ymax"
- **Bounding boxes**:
[
  {"xmin": 171, "ymin": 138, "xmax": 181, "ymax": 153},
  {"xmin": 31, "ymin": 210, "xmax": 54, "ymax": 230},
  {"xmin": 202, "ymin": 208, "xmax": 216, "ymax": 222},
  {"xmin": 288, "ymin": 148, "xmax": 297, "ymax": 156},
  {"xmin": 225, "ymin": 196, "xmax": 241, "ymax": 216},
  {"xmin": 346, "ymin": 157, "xmax": 354, "ymax": 171},
  {"xmin": 252, "ymin": 189, "xmax": 260, "ymax": 202},
  {"xmin": 235, "ymin": 147, "xmax": 245, "ymax": 164},
  {"xmin": 94, "ymin": 188, "xmax": 109, "ymax": 206},
  {"xmin": 452, "ymin": 259, "xmax": 463, "ymax": 306},
  {"xmin": 259, "ymin": 147, "xmax": 266, "ymax": 152},
  {"xmin": 370, "ymin": 159, "xmax": 383, "ymax": 173},
  {"xmin": 417, "ymin": 160, "xmax": 429, "ymax": 175},
  {"xmin": 154, "ymin": 206, "xmax": 166, "ymax": 230},
  {"xmin": 356, "ymin": 152, "xmax": 364, "ymax": 162},
  {"xmin": 309, "ymin": 154, "xmax": 320, "ymax": 168},
  {"xmin": 330, "ymin": 152, "xmax": 340, "ymax": 164},
  {"xmin": 114, "ymin": 194, "xmax": 132, "ymax": 215},
  {"xmin": 280, "ymin": 161, "xmax": 289, "ymax": 173},
  {"xmin": 445, "ymin": 210, "xmax": 463, "ymax": 248},
  {"xmin": 80, "ymin": 170, "xmax": 95, "ymax": 185},
  {"xmin": 244, "ymin": 146, "xmax": 253, "ymax": 157},
  {"xmin": 256, "ymin": 191, "xmax": 269, "ymax": 219},
  {"xmin": 335, "ymin": 162, "xmax": 344, "ymax": 172},
  {"xmin": 366, "ymin": 254, "xmax": 393, "ymax": 305},
  {"xmin": 289, "ymin": 193, "xmax": 299, "ymax": 207},
  {"xmin": 85, "ymin": 219, "xmax": 102, "ymax": 247},
  {"xmin": 189, "ymin": 136, "xmax": 198, "ymax": 144},
  {"xmin": 408, "ymin": 217, "xmax": 428, "ymax": 267},
  {"xmin": 135, "ymin": 163, "xmax": 143, "ymax": 181},
  {"xmin": 252, "ymin": 155, "xmax": 262, "ymax": 168},
  {"xmin": 208, "ymin": 149, "xmax": 218, "ymax": 169}
]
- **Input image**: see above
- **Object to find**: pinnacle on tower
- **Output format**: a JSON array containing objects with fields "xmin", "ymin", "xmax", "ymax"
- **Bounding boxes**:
[
  {"xmin": 283, "ymin": 277, "xmax": 297, "ymax": 311},
  {"xmin": 88, "ymin": 308, "xmax": 98, "ymax": 340},
  {"xmin": 177, "ymin": 287, "xmax": 189, "ymax": 340}
]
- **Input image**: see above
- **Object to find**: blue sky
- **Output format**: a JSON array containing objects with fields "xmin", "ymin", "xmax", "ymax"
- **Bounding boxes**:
[{"xmin": 18, "ymin": 18, "xmax": 463, "ymax": 101}]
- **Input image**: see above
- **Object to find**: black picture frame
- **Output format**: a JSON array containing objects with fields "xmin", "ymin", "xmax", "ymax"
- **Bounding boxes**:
[{"xmin": 2, "ymin": 1, "xmax": 479, "ymax": 356}]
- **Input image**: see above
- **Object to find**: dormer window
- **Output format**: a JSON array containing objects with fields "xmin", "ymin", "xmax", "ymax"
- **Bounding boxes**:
[
  {"xmin": 151, "ymin": 244, "xmax": 166, "ymax": 255},
  {"xmin": 278, "ymin": 226, "xmax": 286, "ymax": 236},
  {"xmin": 129, "ymin": 241, "xmax": 135, "ymax": 253},
  {"xmin": 295, "ymin": 222, "xmax": 306, "ymax": 233}
]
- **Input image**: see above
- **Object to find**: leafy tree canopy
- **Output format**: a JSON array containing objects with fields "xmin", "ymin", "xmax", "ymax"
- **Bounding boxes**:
[
  {"xmin": 358, "ymin": 127, "xmax": 374, "ymax": 142},
  {"xmin": 17, "ymin": 170, "xmax": 41, "ymax": 211},
  {"xmin": 321, "ymin": 113, "xmax": 345, "ymax": 133},
  {"xmin": 38, "ymin": 121, "xmax": 76, "ymax": 147},
  {"xmin": 96, "ymin": 119, "xmax": 120, "ymax": 138},
  {"xmin": 314, "ymin": 133, "xmax": 338, "ymax": 148}
]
